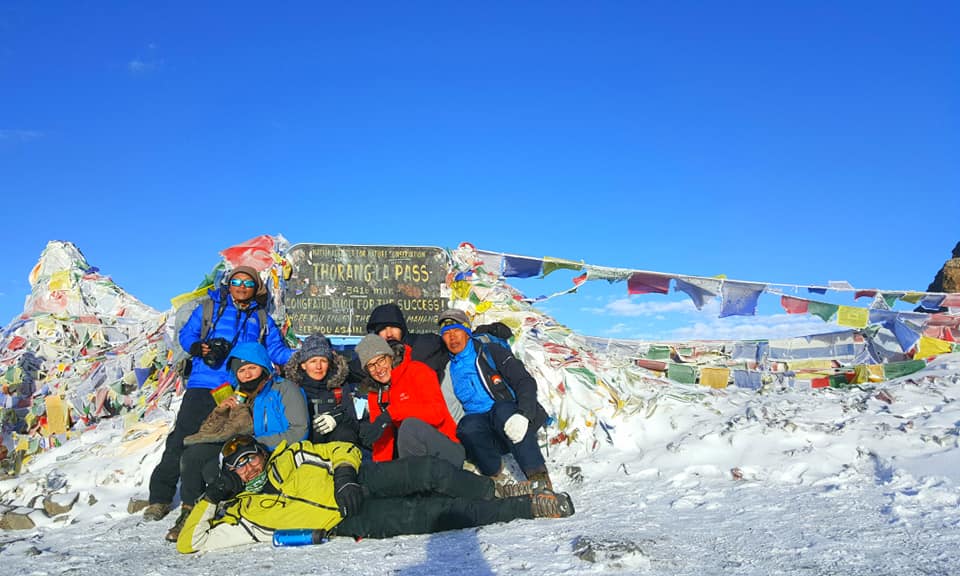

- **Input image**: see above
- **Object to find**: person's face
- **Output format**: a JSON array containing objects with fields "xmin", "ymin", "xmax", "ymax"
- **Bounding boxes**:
[
  {"xmin": 442, "ymin": 328, "xmax": 470, "ymax": 354},
  {"xmin": 231, "ymin": 452, "xmax": 266, "ymax": 483},
  {"xmin": 365, "ymin": 354, "xmax": 392, "ymax": 385},
  {"xmin": 236, "ymin": 363, "xmax": 264, "ymax": 384},
  {"xmin": 229, "ymin": 272, "xmax": 257, "ymax": 303},
  {"xmin": 301, "ymin": 356, "xmax": 330, "ymax": 380},
  {"xmin": 377, "ymin": 326, "xmax": 403, "ymax": 342}
]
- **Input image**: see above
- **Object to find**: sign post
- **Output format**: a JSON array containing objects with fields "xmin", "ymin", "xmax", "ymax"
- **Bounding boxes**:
[{"xmin": 284, "ymin": 244, "xmax": 450, "ymax": 337}]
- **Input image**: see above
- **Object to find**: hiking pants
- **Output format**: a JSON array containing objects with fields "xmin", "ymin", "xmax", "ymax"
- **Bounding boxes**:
[
  {"xmin": 396, "ymin": 417, "xmax": 466, "ymax": 469},
  {"xmin": 456, "ymin": 401, "xmax": 547, "ymax": 479},
  {"xmin": 148, "ymin": 388, "xmax": 217, "ymax": 505},
  {"xmin": 335, "ymin": 456, "xmax": 534, "ymax": 538}
]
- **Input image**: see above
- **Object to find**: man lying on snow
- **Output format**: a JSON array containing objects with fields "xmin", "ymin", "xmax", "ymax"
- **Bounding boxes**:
[{"xmin": 177, "ymin": 433, "xmax": 574, "ymax": 553}]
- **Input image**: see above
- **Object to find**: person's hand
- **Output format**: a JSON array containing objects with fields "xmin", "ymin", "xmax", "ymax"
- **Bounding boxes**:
[
  {"xmin": 313, "ymin": 413, "xmax": 337, "ymax": 435},
  {"xmin": 188, "ymin": 341, "xmax": 206, "ymax": 357},
  {"xmin": 358, "ymin": 410, "xmax": 392, "ymax": 446},
  {"xmin": 333, "ymin": 466, "xmax": 363, "ymax": 517},
  {"xmin": 503, "ymin": 413, "xmax": 529, "ymax": 444},
  {"xmin": 204, "ymin": 469, "xmax": 244, "ymax": 503}
]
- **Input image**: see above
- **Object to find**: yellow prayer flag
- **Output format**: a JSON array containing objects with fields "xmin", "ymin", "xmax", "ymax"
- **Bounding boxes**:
[
  {"xmin": 900, "ymin": 292, "xmax": 924, "ymax": 304},
  {"xmin": 49, "ymin": 270, "xmax": 72, "ymax": 291},
  {"xmin": 44, "ymin": 395, "xmax": 69, "ymax": 435},
  {"xmin": 170, "ymin": 286, "xmax": 210, "ymax": 309},
  {"xmin": 476, "ymin": 301, "xmax": 492, "ymax": 313},
  {"xmin": 699, "ymin": 367, "xmax": 730, "ymax": 389},
  {"xmin": 451, "ymin": 280, "xmax": 471, "ymax": 300},
  {"xmin": 915, "ymin": 336, "xmax": 953, "ymax": 358},
  {"xmin": 837, "ymin": 305, "xmax": 868, "ymax": 328}
]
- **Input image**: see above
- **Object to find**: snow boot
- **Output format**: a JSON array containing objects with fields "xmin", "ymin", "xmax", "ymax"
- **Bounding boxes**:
[
  {"xmin": 527, "ymin": 471, "xmax": 554, "ymax": 493},
  {"xmin": 165, "ymin": 504, "xmax": 193, "ymax": 542},
  {"xmin": 142, "ymin": 502, "xmax": 172, "ymax": 522},
  {"xmin": 494, "ymin": 480, "xmax": 534, "ymax": 498},
  {"xmin": 530, "ymin": 491, "xmax": 575, "ymax": 518}
]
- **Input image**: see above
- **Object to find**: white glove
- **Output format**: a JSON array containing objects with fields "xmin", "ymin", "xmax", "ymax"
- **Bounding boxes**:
[
  {"xmin": 313, "ymin": 413, "xmax": 337, "ymax": 435},
  {"xmin": 503, "ymin": 413, "xmax": 529, "ymax": 444}
]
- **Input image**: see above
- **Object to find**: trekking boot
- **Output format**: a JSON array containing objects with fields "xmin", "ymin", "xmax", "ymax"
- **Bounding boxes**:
[
  {"xmin": 494, "ymin": 480, "xmax": 535, "ymax": 498},
  {"xmin": 530, "ymin": 491, "xmax": 575, "ymax": 518},
  {"xmin": 165, "ymin": 505, "xmax": 193, "ymax": 542},
  {"xmin": 142, "ymin": 502, "xmax": 172, "ymax": 522},
  {"xmin": 527, "ymin": 471, "xmax": 554, "ymax": 493}
]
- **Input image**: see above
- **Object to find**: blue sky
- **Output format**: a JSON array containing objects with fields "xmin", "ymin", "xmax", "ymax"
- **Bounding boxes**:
[{"xmin": 1, "ymin": 1, "xmax": 957, "ymax": 340}]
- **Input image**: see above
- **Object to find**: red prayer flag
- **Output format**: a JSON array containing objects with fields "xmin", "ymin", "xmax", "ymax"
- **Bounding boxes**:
[
  {"xmin": 854, "ymin": 290, "xmax": 877, "ymax": 300},
  {"xmin": 627, "ymin": 272, "xmax": 671, "ymax": 295},
  {"xmin": 780, "ymin": 295, "xmax": 809, "ymax": 314}
]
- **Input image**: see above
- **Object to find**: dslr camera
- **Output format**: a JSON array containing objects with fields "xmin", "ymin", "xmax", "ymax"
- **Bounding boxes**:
[{"xmin": 203, "ymin": 337, "xmax": 232, "ymax": 369}]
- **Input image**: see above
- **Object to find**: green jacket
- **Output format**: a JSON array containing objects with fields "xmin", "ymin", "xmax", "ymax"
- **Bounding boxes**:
[{"xmin": 178, "ymin": 439, "xmax": 362, "ymax": 553}]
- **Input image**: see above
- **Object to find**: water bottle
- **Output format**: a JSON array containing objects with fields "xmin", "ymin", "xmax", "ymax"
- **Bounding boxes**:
[{"xmin": 272, "ymin": 528, "xmax": 329, "ymax": 547}]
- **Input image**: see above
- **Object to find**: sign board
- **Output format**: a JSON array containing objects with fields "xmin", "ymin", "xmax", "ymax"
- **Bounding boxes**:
[{"xmin": 284, "ymin": 244, "xmax": 450, "ymax": 337}]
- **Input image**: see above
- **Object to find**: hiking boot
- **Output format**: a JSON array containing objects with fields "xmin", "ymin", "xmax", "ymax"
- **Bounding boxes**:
[
  {"xmin": 530, "ymin": 491, "xmax": 575, "ymax": 518},
  {"xmin": 165, "ymin": 505, "xmax": 193, "ymax": 542},
  {"xmin": 494, "ymin": 480, "xmax": 535, "ymax": 498},
  {"xmin": 527, "ymin": 471, "xmax": 554, "ymax": 493},
  {"xmin": 142, "ymin": 502, "xmax": 172, "ymax": 521}
]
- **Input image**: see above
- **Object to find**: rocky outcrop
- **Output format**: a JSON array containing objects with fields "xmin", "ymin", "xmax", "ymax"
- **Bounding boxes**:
[{"xmin": 926, "ymin": 241, "xmax": 960, "ymax": 293}]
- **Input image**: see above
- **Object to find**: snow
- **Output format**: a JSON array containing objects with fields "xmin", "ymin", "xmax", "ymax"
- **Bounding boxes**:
[{"xmin": 2, "ymin": 353, "xmax": 958, "ymax": 575}]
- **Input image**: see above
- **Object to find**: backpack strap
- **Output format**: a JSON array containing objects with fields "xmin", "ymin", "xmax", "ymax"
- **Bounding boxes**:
[
  {"xmin": 256, "ymin": 308, "xmax": 268, "ymax": 344},
  {"xmin": 200, "ymin": 287, "xmax": 230, "ymax": 341}
]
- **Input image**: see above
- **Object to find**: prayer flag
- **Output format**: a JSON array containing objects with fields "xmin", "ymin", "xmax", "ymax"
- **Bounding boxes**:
[
  {"xmin": 807, "ymin": 301, "xmax": 838, "ymax": 322},
  {"xmin": 807, "ymin": 287, "xmax": 827, "ymax": 294},
  {"xmin": 674, "ymin": 276, "xmax": 721, "ymax": 310},
  {"xmin": 627, "ymin": 272, "xmax": 671, "ymax": 295},
  {"xmin": 837, "ymin": 305, "xmax": 868, "ymax": 328},
  {"xmin": 915, "ymin": 336, "xmax": 953, "ymax": 358},
  {"xmin": 720, "ymin": 281, "xmax": 765, "ymax": 318},
  {"xmin": 780, "ymin": 295, "xmax": 809, "ymax": 314},
  {"xmin": 585, "ymin": 265, "xmax": 633, "ymax": 283},
  {"xmin": 502, "ymin": 255, "xmax": 542, "ymax": 278},
  {"xmin": 899, "ymin": 292, "xmax": 924, "ymax": 304},
  {"xmin": 541, "ymin": 256, "xmax": 583, "ymax": 277},
  {"xmin": 854, "ymin": 290, "xmax": 877, "ymax": 300},
  {"xmin": 700, "ymin": 367, "xmax": 730, "ymax": 389},
  {"xmin": 918, "ymin": 294, "xmax": 946, "ymax": 311}
]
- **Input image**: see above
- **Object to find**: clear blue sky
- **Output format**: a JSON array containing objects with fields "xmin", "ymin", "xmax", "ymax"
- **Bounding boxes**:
[{"xmin": 2, "ymin": 1, "xmax": 957, "ymax": 340}]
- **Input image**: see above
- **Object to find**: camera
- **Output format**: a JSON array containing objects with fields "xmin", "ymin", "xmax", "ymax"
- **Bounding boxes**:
[{"xmin": 203, "ymin": 338, "xmax": 232, "ymax": 369}]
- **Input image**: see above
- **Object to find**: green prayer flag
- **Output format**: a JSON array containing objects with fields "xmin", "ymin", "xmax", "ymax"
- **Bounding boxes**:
[
  {"xmin": 667, "ymin": 363, "xmax": 698, "ymax": 384},
  {"xmin": 808, "ymin": 301, "xmax": 839, "ymax": 322},
  {"xmin": 645, "ymin": 345, "xmax": 672, "ymax": 360},
  {"xmin": 882, "ymin": 294, "xmax": 900, "ymax": 308},
  {"xmin": 882, "ymin": 359, "xmax": 925, "ymax": 380},
  {"xmin": 541, "ymin": 257, "xmax": 583, "ymax": 277}
]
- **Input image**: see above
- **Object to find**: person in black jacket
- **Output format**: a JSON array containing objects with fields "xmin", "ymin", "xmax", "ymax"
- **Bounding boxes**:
[
  {"xmin": 284, "ymin": 334, "xmax": 359, "ymax": 446},
  {"xmin": 349, "ymin": 303, "xmax": 448, "ymax": 386},
  {"xmin": 437, "ymin": 309, "xmax": 554, "ymax": 492}
]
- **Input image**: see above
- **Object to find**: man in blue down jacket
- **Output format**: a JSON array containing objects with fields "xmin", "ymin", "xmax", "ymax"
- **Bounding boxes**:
[{"xmin": 143, "ymin": 266, "xmax": 292, "ymax": 525}]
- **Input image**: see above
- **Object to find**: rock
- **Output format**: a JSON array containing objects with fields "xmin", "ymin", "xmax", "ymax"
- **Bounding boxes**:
[
  {"xmin": 925, "ymin": 241, "xmax": 960, "ymax": 293},
  {"xmin": 127, "ymin": 498, "xmax": 149, "ymax": 514},
  {"xmin": 88, "ymin": 493, "xmax": 98, "ymax": 506},
  {"xmin": 43, "ymin": 492, "xmax": 79, "ymax": 516},
  {"xmin": 573, "ymin": 535, "xmax": 652, "ymax": 569},
  {"xmin": 0, "ymin": 508, "xmax": 37, "ymax": 530}
]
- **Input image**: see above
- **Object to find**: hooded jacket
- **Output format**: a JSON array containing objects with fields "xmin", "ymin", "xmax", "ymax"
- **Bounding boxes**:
[
  {"xmin": 350, "ymin": 303, "xmax": 449, "ymax": 384},
  {"xmin": 227, "ymin": 342, "xmax": 309, "ymax": 451},
  {"xmin": 284, "ymin": 350, "xmax": 360, "ymax": 445},
  {"xmin": 179, "ymin": 284, "xmax": 293, "ymax": 390},
  {"xmin": 366, "ymin": 344, "xmax": 459, "ymax": 462}
]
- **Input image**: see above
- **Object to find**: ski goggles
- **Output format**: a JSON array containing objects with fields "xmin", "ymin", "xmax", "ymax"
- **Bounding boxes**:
[
  {"xmin": 230, "ymin": 278, "xmax": 257, "ymax": 288},
  {"xmin": 221, "ymin": 434, "xmax": 261, "ymax": 470}
]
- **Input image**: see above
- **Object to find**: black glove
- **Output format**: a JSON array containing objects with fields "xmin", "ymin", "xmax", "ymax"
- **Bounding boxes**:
[
  {"xmin": 358, "ymin": 410, "xmax": 392, "ymax": 447},
  {"xmin": 333, "ymin": 466, "xmax": 364, "ymax": 517},
  {"xmin": 188, "ymin": 341, "xmax": 205, "ymax": 357},
  {"xmin": 204, "ymin": 469, "xmax": 244, "ymax": 503}
]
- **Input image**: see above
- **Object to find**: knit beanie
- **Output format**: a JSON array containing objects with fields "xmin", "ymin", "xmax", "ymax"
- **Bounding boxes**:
[
  {"xmin": 229, "ymin": 266, "xmax": 267, "ymax": 300},
  {"xmin": 355, "ymin": 334, "xmax": 394, "ymax": 367},
  {"xmin": 300, "ymin": 334, "xmax": 333, "ymax": 361},
  {"xmin": 438, "ymin": 308, "xmax": 472, "ymax": 336}
]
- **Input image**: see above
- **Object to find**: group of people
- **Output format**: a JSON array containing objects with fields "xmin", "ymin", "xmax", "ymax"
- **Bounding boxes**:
[{"xmin": 142, "ymin": 267, "xmax": 574, "ymax": 553}]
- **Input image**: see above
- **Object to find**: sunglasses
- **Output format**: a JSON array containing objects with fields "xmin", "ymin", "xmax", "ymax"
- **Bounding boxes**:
[
  {"xmin": 222, "ymin": 435, "xmax": 260, "ymax": 469},
  {"xmin": 230, "ymin": 278, "xmax": 257, "ymax": 288}
]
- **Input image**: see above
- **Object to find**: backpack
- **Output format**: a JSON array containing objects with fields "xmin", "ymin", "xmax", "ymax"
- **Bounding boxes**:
[
  {"xmin": 173, "ymin": 284, "xmax": 269, "ymax": 379},
  {"xmin": 473, "ymin": 322, "xmax": 514, "ymax": 372}
]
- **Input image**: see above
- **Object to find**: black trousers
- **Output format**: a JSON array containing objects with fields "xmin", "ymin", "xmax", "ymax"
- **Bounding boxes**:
[
  {"xmin": 335, "ymin": 456, "xmax": 534, "ymax": 539},
  {"xmin": 148, "ymin": 388, "xmax": 217, "ymax": 505},
  {"xmin": 179, "ymin": 442, "xmax": 223, "ymax": 506}
]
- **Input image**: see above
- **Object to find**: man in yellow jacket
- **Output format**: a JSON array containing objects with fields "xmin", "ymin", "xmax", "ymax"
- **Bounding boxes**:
[{"xmin": 177, "ymin": 434, "xmax": 574, "ymax": 553}]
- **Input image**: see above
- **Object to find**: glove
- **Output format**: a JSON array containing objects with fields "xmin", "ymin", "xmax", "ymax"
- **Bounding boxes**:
[
  {"xmin": 358, "ymin": 410, "xmax": 392, "ymax": 447},
  {"xmin": 313, "ymin": 413, "xmax": 337, "ymax": 435},
  {"xmin": 333, "ymin": 466, "xmax": 364, "ymax": 517},
  {"xmin": 204, "ymin": 469, "xmax": 244, "ymax": 503},
  {"xmin": 188, "ymin": 341, "xmax": 204, "ymax": 357},
  {"xmin": 503, "ymin": 413, "xmax": 529, "ymax": 444}
]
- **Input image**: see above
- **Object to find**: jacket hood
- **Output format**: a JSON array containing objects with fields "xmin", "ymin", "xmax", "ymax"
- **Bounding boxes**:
[
  {"xmin": 284, "ymin": 349, "xmax": 349, "ymax": 390},
  {"xmin": 365, "ymin": 303, "xmax": 408, "ymax": 338},
  {"xmin": 227, "ymin": 342, "xmax": 275, "ymax": 377}
]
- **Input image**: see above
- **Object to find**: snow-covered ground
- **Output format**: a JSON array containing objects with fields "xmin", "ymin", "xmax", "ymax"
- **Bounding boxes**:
[{"xmin": 2, "ymin": 354, "xmax": 958, "ymax": 575}]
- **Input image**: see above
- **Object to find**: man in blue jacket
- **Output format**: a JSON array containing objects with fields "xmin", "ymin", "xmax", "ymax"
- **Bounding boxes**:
[
  {"xmin": 143, "ymin": 266, "xmax": 292, "ymax": 526},
  {"xmin": 437, "ymin": 309, "xmax": 554, "ymax": 492}
]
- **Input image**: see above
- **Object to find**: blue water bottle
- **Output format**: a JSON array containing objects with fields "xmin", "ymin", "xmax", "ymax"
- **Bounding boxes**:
[{"xmin": 272, "ymin": 528, "xmax": 329, "ymax": 547}]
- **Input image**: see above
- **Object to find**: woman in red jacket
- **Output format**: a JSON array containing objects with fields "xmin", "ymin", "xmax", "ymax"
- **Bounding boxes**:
[{"xmin": 354, "ymin": 334, "xmax": 464, "ymax": 467}]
